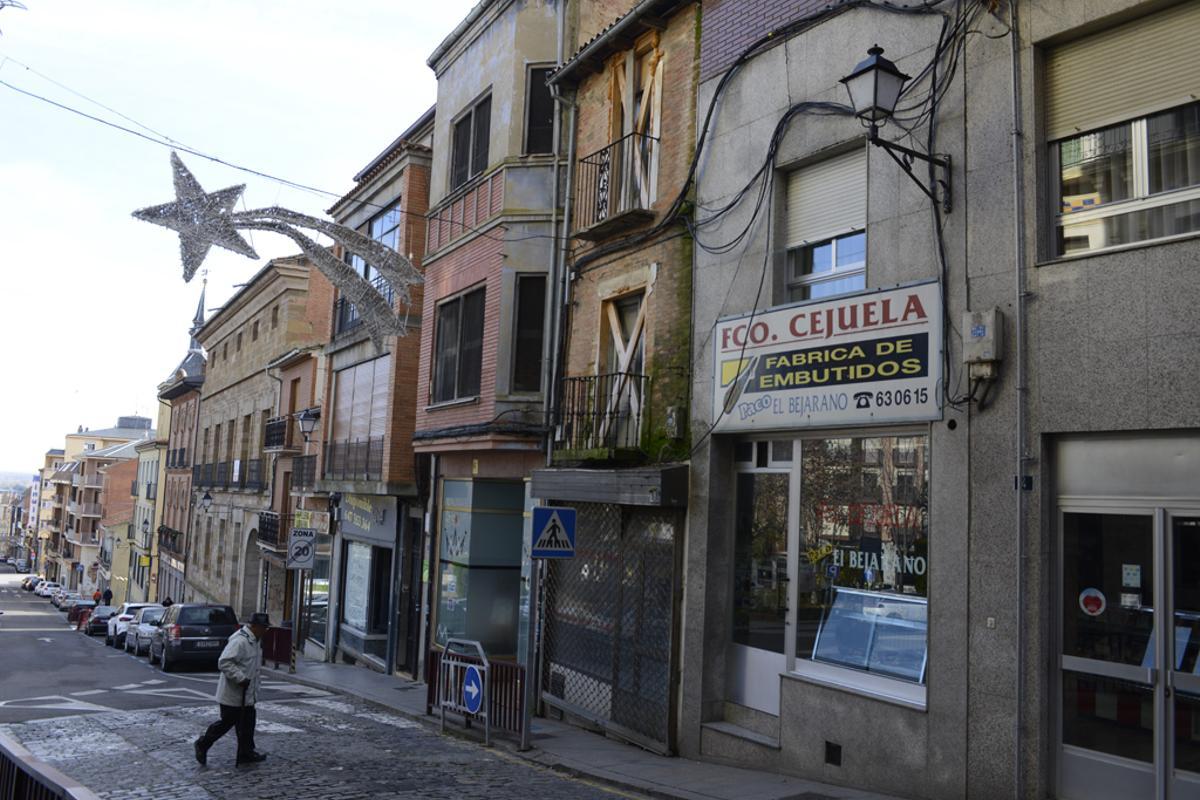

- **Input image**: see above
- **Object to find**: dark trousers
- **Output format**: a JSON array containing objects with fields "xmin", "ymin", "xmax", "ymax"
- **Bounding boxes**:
[{"xmin": 197, "ymin": 704, "xmax": 256, "ymax": 759}]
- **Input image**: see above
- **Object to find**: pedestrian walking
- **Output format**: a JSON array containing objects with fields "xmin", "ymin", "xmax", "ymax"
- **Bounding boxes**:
[
  {"xmin": 101, "ymin": 588, "xmax": 112, "ymax": 605},
  {"xmin": 92, "ymin": 589, "xmax": 101, "ymax": 603},
  {"xmin": 193, "ymin": 612, "xmax": 271, "ymax": 767}
]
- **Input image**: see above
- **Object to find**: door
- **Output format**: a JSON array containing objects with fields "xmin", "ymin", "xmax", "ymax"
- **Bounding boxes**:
[{"xmin": 1058, "ymin": 509, "xmax": 1200, "ymax": 799}]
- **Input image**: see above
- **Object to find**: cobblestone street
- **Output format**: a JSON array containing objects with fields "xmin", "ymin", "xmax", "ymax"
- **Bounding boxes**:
[{"xmin": 0, "ymin": 695, "xmax": 632, "ymax": 800}]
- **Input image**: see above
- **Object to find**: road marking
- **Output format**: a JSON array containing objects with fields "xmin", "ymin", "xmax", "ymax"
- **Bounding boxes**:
[
  {"xmin": 112, "ymin": 683, "xmax": 142, "ymax": 690},
  {"xmin": 126, "ymin": 687, "xmax": 213, "ymax": 701},
  {"xmin": 68, "ymin": 690, "xmax": 108, "ymax": 697},
  {"xmin": 141, "ymin": 679, "xmax": 166, "ymax": 685},
  {"xmin": 0, "ymin": 695, "xmax": 110, "ymax": 713}
]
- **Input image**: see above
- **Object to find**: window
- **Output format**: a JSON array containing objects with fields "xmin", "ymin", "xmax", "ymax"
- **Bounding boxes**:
[
  {"xmin": 1046, "ymin": 3, "xmax": 1200, "ymax": 256},
  {"xmin": 511, "ymin": 274, "xmax": 546, "ymax": 392},
  {"xmin": 236, "ymin": 332, "xmax": 242, "ymax": 352},
  {"xmin": 331, "ymin": 355, "xmax": 391, "ymax": 443},
  {"xmin": 783, "ymin": 149, "xmax": 866, "ymax": 303},
  {"xmin": 433, "ymin": 287, "xmax": 485, "ymax": 403},
  {"xmin": 252, "ymin": 321, "xmax": 258, "ymax": 341},
  {"xmin": 222, "ymin": 342, "xmax": 228, "ymax": 360},
  {"xmin": 525, "ymin": 67, "xmax": 554, "ymax": 155},
  {"xmin": 271, "ymin": 305, "xmax": 279, "ymax": 329},
  {"xmin": 451, "ymin": 95, "xmax": 491, "ymax": 190}
]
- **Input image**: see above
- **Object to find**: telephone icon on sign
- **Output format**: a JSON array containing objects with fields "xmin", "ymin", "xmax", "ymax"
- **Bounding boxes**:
[{"xmin": 854, "ymin": 392, "xmax": 872, "ymax": 409}]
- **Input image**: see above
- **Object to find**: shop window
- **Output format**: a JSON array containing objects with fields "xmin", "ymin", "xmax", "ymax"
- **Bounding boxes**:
[
  {"xmin": 340, "ymin": 540, "xmax": 391, "ymax": 661},
  {"xmin": 525, "ymin": 66, "xmax": 554, "ymax": 155},
  {"xmin": 433, "ymin": 287, "xmax": 485, "ymax": 403},
  {"xmin": 783, "ymin": 149, "xmax": 866, "ymax": 303},
  {"xmin": 511, "ymin": 274, "xmax": 546, "ymax": 393},
  {"xmin": 451, "ymin": 94, "xmax": 491, "ymax": 190},
  {"xmin": 795, "ymin": 435, "xmax": 929, "ymax": 685},
  {"xmin": 1045, "ymin": 3, "xmax": 1200, "ymax": 256},
  {"xmin": 733, "ymin": 470, "xmax": 790, "ymax": 653}
]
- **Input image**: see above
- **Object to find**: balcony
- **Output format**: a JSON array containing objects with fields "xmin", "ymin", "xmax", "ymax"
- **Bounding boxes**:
[
  {"xmin": 256, "ymin": 511, "xmax": 289, "ymax": 551},
  {"xmin": 264, "ymin": 417, "xmax": 297, "ymax": 451},
  {"xmin": 145, "ymin": 482, "xmax": 157, "ymax": 501},
  {"xmin": 293, "ymin": 454, "xmax": 317, "ymax": 491},
  {"xmin": 98, "ymin": 548, "xmax": 111, "ymax": 569},
  {"xmin": 575, "ymin": 132, "xmax": 659, "ymax": 241},
  {"xmin": 168, "ymin": 447, "xmax": 189, "ymax": 469},
  {"xmin": 334, "ymin": 274, "xmax": 395, "ymax": 337},
  {"xmin": 130, "ymin": 480, "xmax": 139, "ymax": 498},
  {"xmin": 239, "ymin": 459, "xmax": 265, "ymax": 492},
  {"xmin": 68, "ymin": 501, "xmax": 101, "ymax": 518},
  {"xmin": 74, "ymin": 473, "xmax": 102, "ymax": 489},
  {"xmin": 554, "ymin": 372, "xmax": 648, "ymax": 462},
  {"xmin": 215, "ymin": 461, "xmax": 231, "ymax": 489},
  {"xmin": 323, "ymin": 437, "xmax": 384, "ymax": 482},
  {"xmin": 158, "ymin": 526, "xmax": 185, "ymax": 559}
]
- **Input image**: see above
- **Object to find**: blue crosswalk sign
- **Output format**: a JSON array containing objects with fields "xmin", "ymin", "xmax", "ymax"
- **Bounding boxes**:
[
  {"xmin": 532, "ymin": 506, "xmax": 576, "ymax": 558},
  {"xmin": 462, "ymin": 665, "xmax": 483, "ymax": 715}
]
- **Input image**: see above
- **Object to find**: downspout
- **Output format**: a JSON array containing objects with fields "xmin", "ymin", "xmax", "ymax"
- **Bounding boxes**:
[
  {"xmin": 542, "ymin": 0, "xmax": 566, "ymax": 442},
  {"xmin": 1008, "ymin": 2, "xmax": 1028, "ymax": 797},
  {"xmin": 547, "ymin": 89, "xmax": 577, "ymax": 468}
]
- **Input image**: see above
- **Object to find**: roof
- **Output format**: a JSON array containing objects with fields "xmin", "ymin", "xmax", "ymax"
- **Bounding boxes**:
[
  {"xmin": 88, "ymin": 440, "xmax": 143, "ymax": 460},
  {"xmin": 70, "ymin": 426, "xmax": 156, "ymax": 440},
  {"xmin": 427, "ymin": 1, "xmax": 496, "ymax": 68},
  {"xmin": 195, "ymin": 254, "xmax": 309, "ymax": 340},
  {"xmin": 51, "ymin": 462, "xmax": 79, "ymax": 481},
  {"xmin": 549, "ymin": 0, "xmax": 691, "ymax": 87},
  {"xmin": 46, "ymin": 448, "xmax": 64, "ymax": 456},
  {"xmin": 327, "ymin": 106, "xmax": 436, "ymax": 216}
]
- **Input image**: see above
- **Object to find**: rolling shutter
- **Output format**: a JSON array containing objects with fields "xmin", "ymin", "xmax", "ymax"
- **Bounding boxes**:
[
  {"xmin": 1045, "ymin": 2, "xmax": 1200, "ymax": 141},
  {"xmin": 785, "ymin": 148, "xmax": 867, "ymax": 248}
]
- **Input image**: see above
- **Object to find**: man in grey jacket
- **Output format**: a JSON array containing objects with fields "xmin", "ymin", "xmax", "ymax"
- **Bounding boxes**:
[{"xmin": 193, "ymin": 612, "xmax": 270, "ymax": 766}]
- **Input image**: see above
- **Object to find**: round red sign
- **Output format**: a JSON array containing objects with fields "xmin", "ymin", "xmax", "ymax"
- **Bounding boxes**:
[{"xmin": 1079, "ymin": 587, "xmax": 1106, "ymax": 617}]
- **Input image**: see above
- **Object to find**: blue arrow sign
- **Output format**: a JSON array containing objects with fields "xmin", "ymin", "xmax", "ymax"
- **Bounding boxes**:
[
  {"xmin": 462, "ymin": 665, "xmax": 483, "ymax": 715},
  {"xmin": 532, "ymin": 506, "xmax": 576, "ymax": 559}
]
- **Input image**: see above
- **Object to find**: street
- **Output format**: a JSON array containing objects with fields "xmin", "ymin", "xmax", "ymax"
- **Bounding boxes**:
[{"xmin": 0, "ymin": 566, "xmax": 630, "ymax": 799}]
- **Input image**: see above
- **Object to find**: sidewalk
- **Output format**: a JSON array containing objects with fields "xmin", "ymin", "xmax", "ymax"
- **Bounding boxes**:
[{"xmin": 267, "ymin": 652, "xmax": 906, "ymax": 800}]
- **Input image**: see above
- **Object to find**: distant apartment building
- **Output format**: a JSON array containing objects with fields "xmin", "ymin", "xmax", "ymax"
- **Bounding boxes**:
[{"xmin": 97, "ymin": 458, "xmax": 138, "ymax": 607}]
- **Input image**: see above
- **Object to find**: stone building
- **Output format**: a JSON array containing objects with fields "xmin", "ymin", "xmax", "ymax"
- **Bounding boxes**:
[
  {"xmin": 190, "ymin": 255, "xmax": 322, "ymax": 616},
  {"xmin": 529, "ymin": 0, "xmax": 698, "ymax": 754},
  {"xmin": 682, "ymin": 1, "xmax": 1200, "ymax": 799}
]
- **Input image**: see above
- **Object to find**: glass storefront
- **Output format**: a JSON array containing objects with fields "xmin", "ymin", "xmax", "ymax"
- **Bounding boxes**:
[
  {"xmin": 730, "ymin": 432, "xmax": 930, "ymax": 712},
  {"xmin": 304, "ymin": 532, "xmax": 332, "ymax": 645}
]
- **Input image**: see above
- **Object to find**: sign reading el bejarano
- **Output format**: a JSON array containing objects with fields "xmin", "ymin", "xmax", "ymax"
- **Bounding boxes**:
[{"xmin": 713, "ymin": 282, "xmax": 942, "ymax": 431}]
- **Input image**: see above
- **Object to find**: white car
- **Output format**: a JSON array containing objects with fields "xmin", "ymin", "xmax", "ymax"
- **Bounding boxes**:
[
  {"xmin": 107, "ymin": 602, "xmax": 160, "ymax": 648},
  {"xmin": 53, "ymin": 590, "xmax": 81, "ymax": 609},
  {"xmin": 124, "ymin": 605, "xmax": 166, "ymax": 656},
  {"xmin": 35, "ymin": 581, "xmax": 62, "ymax": 597}
]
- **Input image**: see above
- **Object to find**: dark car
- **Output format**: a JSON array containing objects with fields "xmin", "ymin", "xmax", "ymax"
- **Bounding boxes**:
[
  {"xmin": 67, "ymin": 600, "xmax": 97, "ymax": 625},
  {"xmin": 85, "ymin": 605, "xmax": 117, "ymax": 636},
  {"xmin": 149, "ymin": 604, "xmax": 238, "ymax": 672}
]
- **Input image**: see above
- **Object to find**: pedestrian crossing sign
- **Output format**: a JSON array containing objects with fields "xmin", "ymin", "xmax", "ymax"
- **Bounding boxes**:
[{"xmin": 531, "ymin": 506, "xmax": 577, "ymax": 559}]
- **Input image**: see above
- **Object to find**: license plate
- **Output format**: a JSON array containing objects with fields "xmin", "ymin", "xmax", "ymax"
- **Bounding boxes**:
[{"xmin": 194, "ymin": 640, "xmax": 221, "ymax": 648}]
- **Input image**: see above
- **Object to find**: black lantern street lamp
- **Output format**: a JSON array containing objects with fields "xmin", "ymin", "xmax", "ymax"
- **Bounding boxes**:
[
  {"xmin": 141, "ymin": 518, "xmax": 150, "ymax": 536},
  {"xmin": 297, "ymin": 408, "xmax": 320, "ymax": 443},
  {"xmin": 200, "ymin": 490, "xmax": 213, "ymax": 513},
  {"xmin": 841, "ymin": 45, "xmax": 952, "ymax": 213}
]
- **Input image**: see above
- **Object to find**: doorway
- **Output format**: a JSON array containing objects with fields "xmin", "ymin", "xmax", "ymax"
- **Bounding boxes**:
[{"xmin": 1055, "ymin": 434, "xmax": 1200, "ymax": 800}]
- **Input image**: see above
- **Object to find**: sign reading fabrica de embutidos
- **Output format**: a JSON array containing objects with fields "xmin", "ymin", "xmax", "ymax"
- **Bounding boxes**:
[{"xmin": 713, "ymin": 281, "xmax": 942, "ymax": 431}]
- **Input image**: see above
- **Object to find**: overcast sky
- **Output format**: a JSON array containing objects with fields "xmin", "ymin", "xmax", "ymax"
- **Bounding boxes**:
[{"xmin": 0, "ymin": 0, "xmax": 476, "ymax": 473}]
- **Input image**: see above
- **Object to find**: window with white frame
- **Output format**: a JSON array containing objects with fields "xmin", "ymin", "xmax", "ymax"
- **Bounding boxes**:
[
  {"xmin": 1046, "ymin": 3, "xmax": 1200, "ymax": 256},
  {"xmin": 783, "ymin": 148, "xmax": 867, "ymax": 302}
]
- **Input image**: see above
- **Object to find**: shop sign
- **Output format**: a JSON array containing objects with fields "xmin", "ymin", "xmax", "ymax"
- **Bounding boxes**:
[
  {"xmin": 340, "ymin": 495, "xmax": 395, "ymax": 545},
  {"xmin": 712, "ymin": 281, "xmax": 942, "ymax": 431},
  {"xmin": 293, "ymin": 509, "xmax": 329, "ymax": 534}
]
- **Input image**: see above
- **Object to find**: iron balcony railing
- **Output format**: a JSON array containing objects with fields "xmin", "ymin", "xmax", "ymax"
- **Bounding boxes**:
[
  {"xmin": 240, "ymin": 459, "xmax": 264, "ymax": 491},
  {"xmin": 334, "ymin": 274, "xmax": 396, "ymax": 336},
  {"xmin": 264, "ymin": 416, "xmax": 293, "ymax": 450},
  {"xmin": 576, "ymin": 132, "xmax": 659, "ymax": 232},
  {"xmin": 130, "ymin": 480, "xmax": 139, "ymax": 497},
  {"xmin": 323, "ymin": 437, "xmax": 384, "ymax": 482},
  {"xmin": 557, "ymin": 372, "xmax": 649, "ymax": 455},
  {"xmin": 168, "ymin": 447, "xmax": 189, "ymax": 468},
  {"xmin": 145, "ymin": 482, "xmax": 157, "ymax": 501},
  {"xmin": 257, "ymin": 511, "xmax": 289, "ymax": 550},
  {"xmin": 158, "ymin": 527, "xmax": 185, "ymax": 558},
  {"xmin": 293, "ymin": 454, "xmax": 317, "ymax": 491}
]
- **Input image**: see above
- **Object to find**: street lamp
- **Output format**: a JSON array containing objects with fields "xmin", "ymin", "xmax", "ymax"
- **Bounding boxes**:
[
  {"xmin": 141, "ymin": 518, "xmax": 150, "ymax": 536},
  {"xmin": 297, "ymin": 408, "xmax": 320, "ymax": 443},
  {"xmin": 200, "ymin": 490, "xmax": 213, "ymax": 513},
  {"xmin": 840, "ymin": 45, "xmax": 952, "ymax": 212}
]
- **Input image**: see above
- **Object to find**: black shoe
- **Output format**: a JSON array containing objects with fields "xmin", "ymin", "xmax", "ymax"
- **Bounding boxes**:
[
  {"xmin": 236, "ymin": 751, "xmax": 267, "ymax": 765},
  {"xmin": 193, "ymin": 739, "xmax": 207, "ymax": 766}
]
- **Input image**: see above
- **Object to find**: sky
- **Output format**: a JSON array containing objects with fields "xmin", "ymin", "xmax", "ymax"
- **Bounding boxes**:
[{"xmin": 0, "ymin": 0, "xmax": 478, "ymax": 473}]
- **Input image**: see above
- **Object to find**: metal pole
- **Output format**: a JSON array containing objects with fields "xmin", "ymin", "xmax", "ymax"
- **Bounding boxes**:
[
  {"xmin": 519, "ymin": 555, "xmax": 540, "ymax": 751},
  {"xmin": 290, "ymin": 567, "xmax": 300, "ymax": 674}
]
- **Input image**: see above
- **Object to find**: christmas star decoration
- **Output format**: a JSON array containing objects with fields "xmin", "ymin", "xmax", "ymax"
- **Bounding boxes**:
[
  {"xmin": 133, "ymin": 152, "xmax": 259, "ymax": 281},
  {"xmin": 133, "ymin": 153, "xmax": 423, "ymax": 352}
]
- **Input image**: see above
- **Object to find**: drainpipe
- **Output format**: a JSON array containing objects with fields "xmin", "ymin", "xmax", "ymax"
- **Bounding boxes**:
[
  {"xmin": 1008, "ymin": 2, "xmax": 1028, "ymax": 797},
  {"xmin": 547, "ymin": 89, "xmax": 578, "ymax": 467}
]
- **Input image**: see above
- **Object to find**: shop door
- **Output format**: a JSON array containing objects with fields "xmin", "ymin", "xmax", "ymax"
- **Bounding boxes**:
[{"xmin": 1058, "ymin": 509, "xmax": 1200, "ymax": 799}]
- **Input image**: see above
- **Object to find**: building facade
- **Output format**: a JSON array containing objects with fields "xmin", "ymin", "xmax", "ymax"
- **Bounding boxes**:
[
  {"xmin": 97, "ymin": 458, "xmax": 138, "ymax": 606},
  {"xmin": 316, "ymin": 109, "xmax": 431, "ymax": 674},
  {"xmin": 682, "ymin": 1, "xmax": 1200, "ymax": 799}
]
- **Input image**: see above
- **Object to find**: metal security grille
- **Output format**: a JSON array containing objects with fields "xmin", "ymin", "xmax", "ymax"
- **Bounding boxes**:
[{"xmin": 540, "ymin": 502, "xmax": 678, "ymax": 753}]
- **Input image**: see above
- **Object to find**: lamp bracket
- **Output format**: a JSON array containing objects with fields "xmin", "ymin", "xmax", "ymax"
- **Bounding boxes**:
[{"xmin": 868, "ymin": 125, "xmax": 952, "ymax": 213}]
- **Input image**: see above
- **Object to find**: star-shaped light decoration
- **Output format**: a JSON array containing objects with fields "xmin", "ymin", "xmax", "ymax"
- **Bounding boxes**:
[
  {"xmin": 133, "ymin": 152, "xmax": 258, "ymax": 281},
  {"xmin": 133, "ymin": 152, "xmax": 423, "ymax": 353}
]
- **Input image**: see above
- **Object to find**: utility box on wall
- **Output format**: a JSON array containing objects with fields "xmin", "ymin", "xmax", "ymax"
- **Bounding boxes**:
[{"xmin": 963, "ymin": 307, "xmax": 1004, "ymax": 364}]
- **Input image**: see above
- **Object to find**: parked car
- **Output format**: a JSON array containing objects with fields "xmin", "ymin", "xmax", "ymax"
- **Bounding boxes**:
[
  {"xmin": 14, "ymin": 559, "xmax": 28, "ymax": 573},
  {"xmin": 21, "ymin": 575, "xmax": 43, "ymax": 590},
  {"xmin": 107, "ymin": 603, "xmax": 159, "ymax": 648},
  {"xmin": 68, "ymin": 600, "xmax": 96, "ymax": 625},
  {"xmin": 84, "ymin": 605, "xmax": 116, "ymax": 636},
  {"xmin": 125, "ymin": 606, "xmax": 166, "ymax": 657},
  {"xmin": 150, "ymin": 604, "xmax": 239, "ymax": 672},
  {"xmin": 54, "ymin": 591, "xmax": 82, "ymax": 609},
  {"xmin": 35, "ymin": 581, "xmax": 62, "ymax": 597}
]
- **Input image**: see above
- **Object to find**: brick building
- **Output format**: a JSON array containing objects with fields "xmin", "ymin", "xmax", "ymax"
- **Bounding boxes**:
[
  {"xmin": 313, "ymin": 108, "xmax": 432, "ymax": 674},
  {"xmin": 529, "ymin": 0, "xmax": 699, "ymax": 754},
  {"xmin": 96, "ymin": 458, "xmax": 138, "ymax": 606}
]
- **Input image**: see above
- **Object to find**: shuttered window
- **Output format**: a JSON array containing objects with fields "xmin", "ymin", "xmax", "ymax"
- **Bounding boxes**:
[
  {"xmin": 331, "ymin": 355, "xmax": 392, "ymax": 442},
  {"xmin": 1044, "ymin": 2, "xmax": 1200, "ymax": 142},
  {"xmin": 785, "ymin": 148, "xmax": 867, "ymax": 249}
]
